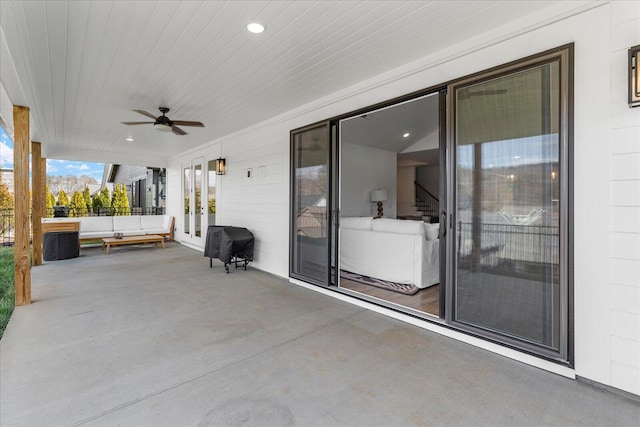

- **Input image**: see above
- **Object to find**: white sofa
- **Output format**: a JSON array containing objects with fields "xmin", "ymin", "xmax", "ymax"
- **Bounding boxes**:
[
  {"xmin": 43, "ymin": 215, "xmax": 174, "ymax": 242},
  {"xmin": 79, "ymin": 215, "xmax": 174, "ymax": 241},
  {"xmin": 340, "ymin": 217, "xmax": 439, "ymax": 288}
]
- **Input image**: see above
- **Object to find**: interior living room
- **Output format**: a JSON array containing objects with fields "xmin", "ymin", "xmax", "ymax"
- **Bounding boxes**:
[{"xmin": 338, "ymin": 93, "xmax": 442, "ymax": 316}]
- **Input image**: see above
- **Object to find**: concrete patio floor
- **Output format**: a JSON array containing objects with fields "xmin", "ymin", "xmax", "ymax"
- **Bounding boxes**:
[{"xmin": 1, "ymin": 244, "xmax": 638, "ymax": 426}]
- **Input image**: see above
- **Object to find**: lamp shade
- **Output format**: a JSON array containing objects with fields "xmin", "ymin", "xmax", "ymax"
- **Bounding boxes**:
[{"xmin": 370, "ymin": 189, "xmax": 388, "ymax": 202}]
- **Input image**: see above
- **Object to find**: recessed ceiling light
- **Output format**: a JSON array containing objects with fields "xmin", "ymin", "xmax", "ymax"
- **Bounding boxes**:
[
  {"xmin": 514, "ymin": 155, "xmax": 520, "ymax": 159},
  {"xmin": 125, "ymin": 137, "xmax": 134, "ymax": 142},
  {"xmin": 403, "ymin": 132, "xmax": 410, "ymax": 138},
  {"xmin": 247, "ymin": 22, "xmax": 265, "ymax": 34}
]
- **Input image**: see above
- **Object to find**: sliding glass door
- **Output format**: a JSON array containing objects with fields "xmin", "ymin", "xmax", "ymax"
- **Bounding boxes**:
[
  {"xmin": 289, "ymin": 46, "xmax": 572, "ymax": 363},
  {"xmin": 448, "ymin": 47, "xmax": 570, "ymax": 359},
  {"xmin": 290, "ymin": 122, "xmax": 334, "ymax": 286}
]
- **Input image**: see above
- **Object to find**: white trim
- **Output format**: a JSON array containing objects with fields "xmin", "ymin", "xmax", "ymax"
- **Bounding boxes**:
[
  {"xmin": 289, "ymin": 277, "xmax": 576, "ymax": 379},
  {"xmin": 180, "ymin": 241, "xmax": 203, "ymax": 252}
]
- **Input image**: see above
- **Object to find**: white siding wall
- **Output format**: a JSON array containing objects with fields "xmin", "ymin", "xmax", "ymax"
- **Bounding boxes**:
[
  {"xmin": 166, "ymin": 165, "xmax": 181, "ymax": 239},
  {"xmin": 166, "ymin": 3, "xmax": 639, "ymax": 395},
  {"xmin": 608, "ymin": 1, "xmax": 640, "ymax": 396}
]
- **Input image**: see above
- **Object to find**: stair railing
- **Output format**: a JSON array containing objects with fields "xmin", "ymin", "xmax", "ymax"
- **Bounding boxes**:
[{"xmin": 414, "ymin": 181, "xmax": 439, "ymax": 220}]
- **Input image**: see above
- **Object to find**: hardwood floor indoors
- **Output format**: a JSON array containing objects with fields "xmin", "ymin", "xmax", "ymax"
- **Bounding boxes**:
[{"xmin": 339, "ymin": 278, "xmax": 440, "ymax": 316}]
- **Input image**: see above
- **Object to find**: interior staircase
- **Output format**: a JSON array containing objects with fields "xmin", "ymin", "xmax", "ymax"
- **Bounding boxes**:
[{"xmin": 414, "ymin": 181, "xmax": 439, "ymax": 222}]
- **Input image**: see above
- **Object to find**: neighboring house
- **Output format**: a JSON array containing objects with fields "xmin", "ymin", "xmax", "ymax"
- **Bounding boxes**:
[{"xmin": 103, "ymin": 164, "xmax": 166, "ymax": 214}]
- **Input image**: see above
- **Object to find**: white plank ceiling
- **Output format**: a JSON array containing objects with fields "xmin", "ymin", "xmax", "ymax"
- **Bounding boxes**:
[{"xmin": 0, "ymin": 0, "xmax": 584, "ymax": 165}]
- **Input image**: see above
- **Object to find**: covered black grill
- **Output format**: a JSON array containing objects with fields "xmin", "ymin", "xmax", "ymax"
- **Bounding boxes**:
[{"xmin": 204, "ymin": 225, "xmax": 254, "ymax": 273}]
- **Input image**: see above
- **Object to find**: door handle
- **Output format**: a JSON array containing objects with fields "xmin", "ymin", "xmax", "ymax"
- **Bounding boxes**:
[{"xmin": 440, "ymin": 211, "xmax": 446, "ymax": 237}]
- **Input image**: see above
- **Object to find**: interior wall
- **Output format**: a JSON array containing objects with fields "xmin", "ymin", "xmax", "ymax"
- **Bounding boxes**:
[
  {"xmin": 416, "ymin": 165, "xmax": 440, "ymax": 197},
  {"xmin": 340, "ymin": 142, "xmax": 397, "ymax": 218},
  {"xmin": 396, "ymin": 164, "xmax": 415, "ymax": 216},
  {"xmin": 165, "ymin": 2, "xmax": 638, "ymax": 395}
]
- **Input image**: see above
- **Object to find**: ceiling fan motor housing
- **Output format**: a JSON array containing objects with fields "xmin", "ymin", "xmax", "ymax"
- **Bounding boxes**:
[{"xmin": 155, "ymin": 107, "xmax": 172, "ymax": 130}]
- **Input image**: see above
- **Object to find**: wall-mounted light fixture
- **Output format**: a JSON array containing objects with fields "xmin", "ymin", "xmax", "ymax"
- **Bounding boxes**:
[
  {"xmin": 629, "ymin": 45, "xmax": 640, "ymax": 108},
  {"xmin": 215, "ymin": 158, "xmax": 226, "ymax": 175}
]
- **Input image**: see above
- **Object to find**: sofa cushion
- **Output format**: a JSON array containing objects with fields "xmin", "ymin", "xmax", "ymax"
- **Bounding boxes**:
[
  {"xmin": 80, "ymin": 216, "xmax": 114, "ymax": 233},
  {"xmin": 424, "ymin": 223, "xmax": 440, "ymax": 240},
  {"xmin": 113, "ymin": 215, "xmax": 142, "ymax": 232},
  {"xmin": 371, "ymin": 218, "xmax": 425, "ymax": 236},
  {"xmin": 144, "ymin": 228, "xmax": 169, "ymax": 235},
  {"xmin": 340, "ymin": 217, "xmax": 372, "ymax": 230},
  {"xmin": 80, "ymin": 231, "xmax": 115, "ymax": 239},
  {"xmin": 140, "ymin": 215, "xmax": 164, "ymax": 230}
]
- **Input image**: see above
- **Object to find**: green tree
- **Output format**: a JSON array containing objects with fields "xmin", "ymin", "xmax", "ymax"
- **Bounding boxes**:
[
  {"xmin": 99, "ymin": 187, "xmax": 111, "ymax": 209},
  {"xmin": 82, "ymin": 187, "xmax": 92, "ymax": 211},
  {"xmin": 91, "ymin": 193, "xmax": 103, "ymax": 211},
  {"xmin": 45, "ymin": 185, "xmax": 56, "ymax": 217},
  {"xmin": 57, "ymin": 189, "xmax": 69, "ymax": 206},
  {"xmin": 69, "ymin": 191, "xmax": 87, "ymax": 217},
  {"xmin": 0, "ymin": 180, "xmax": 13, "ymax": 211},
  {"xmin": 0, "ymin": 179, "xmax": 14, "ymax": 235},
  {"xmin": 112, "ymin": 183, "xmax": 130, "ymax": 216}
]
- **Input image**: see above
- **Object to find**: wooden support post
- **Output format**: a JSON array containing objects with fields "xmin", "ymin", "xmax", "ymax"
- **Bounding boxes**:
[
  {"xmin": 14, "ymin": 105, "xmax": 31, "ymax": 305},
  {"xmin": 32, "ymin": 142, "xmax": 43, "ymax": 266},
  {"xmin": 41, "ymin": 157, "xmax": 46, "ymax": 217}
]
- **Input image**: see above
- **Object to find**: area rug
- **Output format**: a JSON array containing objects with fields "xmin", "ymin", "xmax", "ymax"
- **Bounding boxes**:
[{"xmin": 340, "ymin": 270, "xmax": 420, "ymax": 295}]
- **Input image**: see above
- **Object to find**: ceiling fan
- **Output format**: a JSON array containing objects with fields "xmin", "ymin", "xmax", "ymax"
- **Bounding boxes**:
[{"xmin": 121, "ymin": 107, "xmax": 204, "ymax": 135}]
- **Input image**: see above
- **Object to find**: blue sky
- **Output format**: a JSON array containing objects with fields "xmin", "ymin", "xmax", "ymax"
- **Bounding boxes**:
[{"xmin": 0, "ymin": 126, "xmax": 104, "ymax": 181}]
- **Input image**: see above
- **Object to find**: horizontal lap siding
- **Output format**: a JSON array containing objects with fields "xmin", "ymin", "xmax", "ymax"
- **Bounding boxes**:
[
  {"xmin": 608, "ymin": 0, "xmax": 640, "ymax": 396},
  {"xmin": 210, "ymin": 123, "xmax": 289, "ymax": 277}
]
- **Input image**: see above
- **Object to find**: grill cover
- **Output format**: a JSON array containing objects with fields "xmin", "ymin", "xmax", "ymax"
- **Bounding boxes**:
[{"xmin": 204, "ymin": 226, "xmax": 254, "ymax": 264}]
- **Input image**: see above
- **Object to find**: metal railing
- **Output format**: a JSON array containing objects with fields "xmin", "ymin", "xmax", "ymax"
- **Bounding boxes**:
[
  {"xmin": 415, "ymin": 181, "xmax": 439, "ymax": 218},
  {"xmin": 50, "ymin": 206, "xmax": 165, "ymax": 217},
  {"xmin": 0, "ymin": 207, "xmax": 167, "ymax": 246},
  {"xmin": 0, "ymin": 209, "xmax": 14, "ymax": 247},
  {"xmin": 457, "ymin": 221, "xmax": 559, "ymax": 269}
]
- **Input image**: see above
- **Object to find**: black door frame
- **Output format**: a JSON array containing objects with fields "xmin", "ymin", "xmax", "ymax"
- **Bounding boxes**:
[{"xmin": 289, "ymin": 44, "xmax": 573, "ymax": 366}]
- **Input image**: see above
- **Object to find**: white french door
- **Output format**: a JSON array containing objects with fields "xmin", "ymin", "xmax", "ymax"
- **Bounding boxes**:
[{"xmin": 183, "ymin": 157, "xmax": 205, "ymax": 247}]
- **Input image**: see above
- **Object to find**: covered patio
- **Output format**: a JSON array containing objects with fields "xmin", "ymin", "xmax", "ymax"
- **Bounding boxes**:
[{"xmin": 1, "ymin": 244, "xmax": 637, "ymax": 426}]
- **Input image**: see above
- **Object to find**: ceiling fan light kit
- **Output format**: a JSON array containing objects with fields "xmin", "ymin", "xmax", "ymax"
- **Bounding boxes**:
[
  {"xmin": 154, "ymin": 123, "xmax": 172, "ymax": 132},
  {"xmin": 121, "ymin": 107, "xmax": 204, "ymax": 135}
]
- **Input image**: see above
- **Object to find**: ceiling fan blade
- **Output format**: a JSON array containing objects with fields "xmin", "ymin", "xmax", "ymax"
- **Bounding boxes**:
[
  {"xmin": 121, "ymin": 121, "xmax": 154, "ymax": 125},
  {"xmin": 172, "ymin": 120, "xmax": 205, "ymax": 127},
  {"xmin": 171, "ymin": 125, "xmax": 188, "ymax": 135},
  {"xmin": 132, "ymin": 109, "xmax": 158, "ymax": 120}
]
